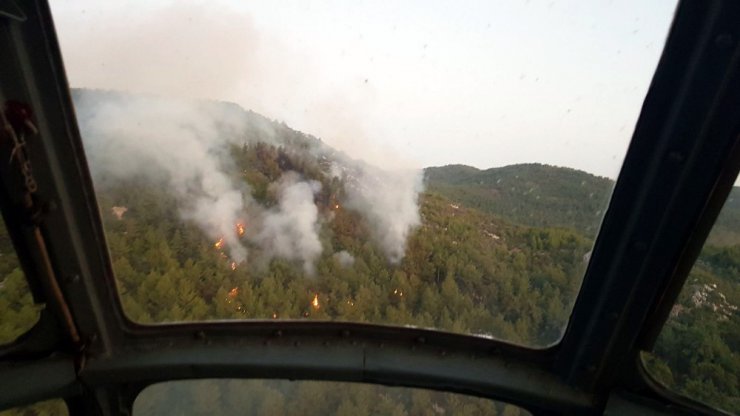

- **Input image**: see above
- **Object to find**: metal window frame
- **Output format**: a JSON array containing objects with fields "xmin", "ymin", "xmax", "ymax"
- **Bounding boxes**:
[{"xmin": 0, "ymin": 0, "xmax": 738, "ymax": 414}]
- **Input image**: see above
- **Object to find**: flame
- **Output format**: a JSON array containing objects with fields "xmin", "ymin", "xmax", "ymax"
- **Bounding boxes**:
[
  {"xmin": 236, "ymin": 222, "xmax": 245, "ymax": 237},
  {"xmin": 334, "ymin": 204, "xmax": 340, "ymax": 210},
  {"xmin": 311, "ymin": 294, "xmax": 320, "ymax": 309},
  {"xmin": 230, "ymin": 262, "xmax": 237, "ymax": 271},
  {"xmin": 214, "ymin": 237, "xmax": 225, "ymax": 250},
  {"xmin": 228, "ymin": 287, "xmax": 239, "ymax": 300},
  {"xmin": 272, "ymin": 312, "xmax": 278, "ymax": 319}
]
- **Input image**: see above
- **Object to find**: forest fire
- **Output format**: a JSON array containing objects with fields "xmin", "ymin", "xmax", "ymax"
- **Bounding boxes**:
[
  {"xmin": 111, "ymin": 206, "xmax": 128, "ymax": 220},
  {"xmin": 311, "ymin": 294, "xmax": 320, "ymax": 309},
  {"xmin": 230, "ymin": 262, "xmax": 237, "ymax": 271},
  {"xmin": 236, "ymin": 222, "xmax": 245, "ymax": 237},
  {"xmin": 227, "ymin": 287, "xmax": 239, "ymax": 300},
  {"xmin": 214, "ymin": 237, "xmax": 225, "ymax": 250}
]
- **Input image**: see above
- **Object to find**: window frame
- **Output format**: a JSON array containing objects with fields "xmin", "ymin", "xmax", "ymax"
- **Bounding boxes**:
[
  {"xmin": 0, "ymin": 0, "xmax": 738, "ymax": 414},
  {"xmin": 555, "ymin": 0, "xmax": 740, "ymax": 391}
]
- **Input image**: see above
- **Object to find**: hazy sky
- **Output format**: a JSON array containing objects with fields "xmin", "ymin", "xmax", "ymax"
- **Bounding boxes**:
[{"xmin": 50, "ymin": 0, "xmax": 677, "ymax": 177}]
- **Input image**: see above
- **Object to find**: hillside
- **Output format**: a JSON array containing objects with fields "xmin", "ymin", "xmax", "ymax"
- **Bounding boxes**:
[
  {"xmin": 426, "ymin": 164, "xmax": 740, "ymax": 246},
  {"xmin": 94, "ymin": 149, "xmax": 590, "ymax": 346},
  {"xmin": 425, "ymin": 164, "xmax": 613, "ymax": 235},
  {"xmin": 0, "ymin": 89, "xmax": 736, "ymax": 414},
  {"xmin": 709, "ymin": 189, "xmax": 740, "ymax": 246}
]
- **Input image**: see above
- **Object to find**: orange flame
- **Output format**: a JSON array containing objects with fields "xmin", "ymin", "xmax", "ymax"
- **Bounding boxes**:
[
  {"xmin": 228, "ymin": 287, "xmax": 239, "ymax": 300},
  {"xmin": 334, "ymin": 204, "xmax": 340, "ymax": 210},
  {"xmin": 236, "ymin": 222, "xmax": 245, "ymax": 237},
  {"xmin": 230, "ymin": 262, "xmax": 237, "ymax": 271},
  {"xmin": 214, "ymin": 237, "xmax": 225, "ymax": 250},
  {"xmin": 311, "ymin": 294, "xmax": 320, "ymax": 309}
]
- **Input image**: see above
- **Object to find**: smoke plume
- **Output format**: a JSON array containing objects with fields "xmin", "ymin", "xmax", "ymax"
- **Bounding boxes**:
[
  {"xmin": 75, "ymin": 92, "xmax": 251, "ymax": 262},
  {"xmin": 251, "ymin": 174, "xmax": 323, "ymax": 274},
  {"xmin": 333, "ymin": 251, "xmax": 356, "ymax": 268},
  {"xmin": 334, "ymin": 162, "xmax": 423, "ymax": 263},
  {"xmin": 74, "ymin": 90, "xmax": 423, "ymax": 270},
  {"xmin": 58, "ymin": 0, "xmax": 426, "ymax": 267}
]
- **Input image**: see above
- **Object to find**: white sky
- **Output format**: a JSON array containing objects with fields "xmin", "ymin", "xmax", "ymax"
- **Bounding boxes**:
[{"xmin": 50, "ymin": 0, "xmax": 677, "ymax": 177}]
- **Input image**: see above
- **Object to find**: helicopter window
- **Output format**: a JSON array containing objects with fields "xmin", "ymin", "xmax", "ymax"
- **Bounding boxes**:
[
  {"xmin": 0, "ymin": 219, "xmax": 42, "ymax": 345},
  {"xmin": 0, "ymin": 399, "xmax": 68, "ymax": 416},
  {"xmin": 49, "ymin": 1, "xmax": 676, "ymax": 347},
  {"xmin": 133, "ymin": 379, "xmax": 529, "ymax": 416},
  {"xmin": 644, "ymin": 174, "xmax": 740, "ymax": 414}
]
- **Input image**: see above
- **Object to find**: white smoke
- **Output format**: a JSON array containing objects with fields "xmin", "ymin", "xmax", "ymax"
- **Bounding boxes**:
[
  {"xmin": 75, "ymin": 92, "xmax": 251, "ymax": 262},
  {"xmin": 251, "ymin": 173, "xmax": 323, "ymax": 274},
  {"xmin": 186, "ymin": 190, "xmax": 248, "ymax": 262},
  {"xmin": 57, "ymin": 0, "xmax": 428, "ymax": 267},
  {"xmin": 74, "ymin": 90, "xmax": 423, "ymax": 270},
  {"xmin": 332, "ymin": 161, "xmax": 424, "ymax": 263},
  {"xmin": 333, "ymin": 250, "xmax": 355, "ymax": 268}
]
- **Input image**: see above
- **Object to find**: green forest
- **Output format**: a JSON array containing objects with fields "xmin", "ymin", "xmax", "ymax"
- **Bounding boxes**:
[
  {"xmin": 0, "ymin": 93, "xmax": 737, "ymax": 415},
  {"xmin": 646, "ymin": 244, "xmax": 740, "ymax": 412},
  {"xmin": 97, "ymin": 145, "xmax": 590, "ymax": 347}
]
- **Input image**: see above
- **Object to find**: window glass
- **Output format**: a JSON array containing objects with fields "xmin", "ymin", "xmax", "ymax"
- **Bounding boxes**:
[
  {"xmin": 0, "ymin": 399, "xmax": 68, "ymax": 416},
  {"xmin": 135, "ymin": 379, "xmax": 528, "ymax": 416},
  {"xmin": 51, "ymin": 1, "xmax": 676, "ymax": 346},
  {"xmin": 0, "ymin": 220, "xmax": 41, "ymax": 344},
  {"xmin": 645, "ymin": 182, "xmax": 740, "ymax": 413}
]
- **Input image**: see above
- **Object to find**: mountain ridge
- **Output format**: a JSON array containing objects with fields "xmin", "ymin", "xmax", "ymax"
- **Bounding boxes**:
[
  {"xmin": 424, "ymin": 163, "xmax": 613, "ymax": 235},
  {"xmin": 425, "ymin": 163, "xmax": 740, "ymax": 245},
  {"xmin": 0, "ymin": 88, "xmax": 735, "ymax": 412}
]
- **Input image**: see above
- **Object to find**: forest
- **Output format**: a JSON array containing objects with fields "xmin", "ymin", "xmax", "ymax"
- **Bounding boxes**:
[{"xmin": 0, "ymin": 91, "xmax": 736, "ymax": 415}]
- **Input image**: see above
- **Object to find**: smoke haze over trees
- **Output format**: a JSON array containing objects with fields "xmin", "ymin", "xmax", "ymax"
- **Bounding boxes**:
[{"xmin": 0, "ymin": 90, "xmax": 736, "ymax": 414}]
